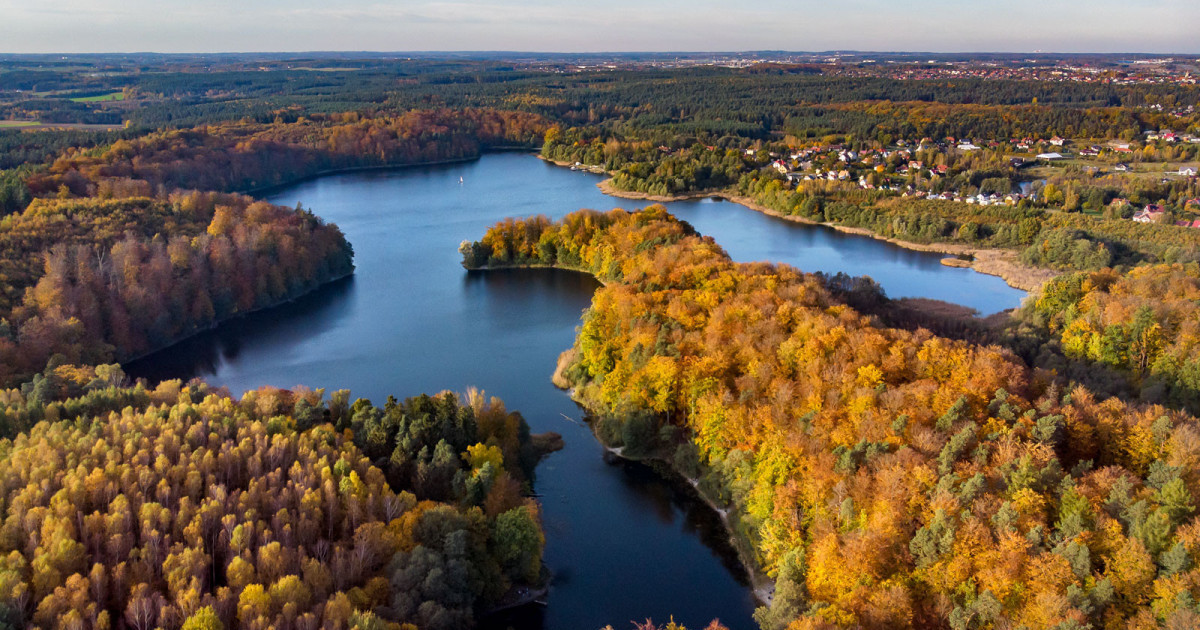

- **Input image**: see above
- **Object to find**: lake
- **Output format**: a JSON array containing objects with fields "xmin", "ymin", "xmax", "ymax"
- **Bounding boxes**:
[{"xmin": 127, "ymin": 153, "xmax": 1026, "ymax": 630}]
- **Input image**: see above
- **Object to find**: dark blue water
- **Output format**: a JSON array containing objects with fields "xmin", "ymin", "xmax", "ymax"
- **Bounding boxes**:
[
  {"xmin": 661, "ymin": 197, "xmax": 1024, "ymax": 315},
  {"xmin": 127, "ymin": 153, "xmax": 1026, "ymax": 630}
]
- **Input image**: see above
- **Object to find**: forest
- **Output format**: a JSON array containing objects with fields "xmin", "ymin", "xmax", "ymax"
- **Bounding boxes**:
[
  {"xmin": 0, "ymin": 108, "xmax": 552, "ymax": 388},
  {"xmin": 465, "ymin": 207, "xmax": 1200, "ymax": 629},
  {"xmin": 0, "ymin": 363, "xmax": 549, "ymax": 630},
  {"xmin": 1008, "ymin": 264, "xmax": 1200, "ymax": 416},
  {"xmin": 0, "ymin": 102, "xmax": 577, "ymax": 630},
  {"xmin": 0, "ymin": 193, "xmax": 353, "ymax": 386},
  {"xmin": 6, "ymin": 58, "xmax": 1197, "ymax": 130},
  {"xmin": 2, "ymin": 55, "xmax": 1200, "ymax": 629}
]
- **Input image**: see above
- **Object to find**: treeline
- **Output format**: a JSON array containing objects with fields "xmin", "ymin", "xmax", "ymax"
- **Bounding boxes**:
[
  {"xmin": 543, "ymin": 130, "xmax": 750, "ymax": 197},
  {"xmin": 8, "ymin": 59, "xmax": 1198, "ymax": 130},
  {"xmin": 408, "ymin": 69, "xmax": 1199, "ymax": 136},
  {"xmin": 29, "ymin": 109, "xmax": 548, "ymax": 196},
  {"xmin": 465, "ymin": 207, "xmax": 1200, "ymax": 628},
  {"xmin": 0, "ymin": 128, "xmax": 143, "ymax": 171},
  {"xmin": 0, "ymin": 364, "xmax": 548, "ymax": 630},
  {"xmin": 0, "ymin": 193, "xmax": 352, "ymax": 386},
  {"xmin": 1014, "ymin": 264, "xmax": 1200, "ymax": 415},
  {"xmin": 782, "ymin": 101, "xmax": 1194, "ymax": 145}
]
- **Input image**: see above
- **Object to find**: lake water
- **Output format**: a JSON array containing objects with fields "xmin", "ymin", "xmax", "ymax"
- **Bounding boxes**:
[{"xmin": 127, "ymin": 153, "xmax": 1026, "ymax": 630}]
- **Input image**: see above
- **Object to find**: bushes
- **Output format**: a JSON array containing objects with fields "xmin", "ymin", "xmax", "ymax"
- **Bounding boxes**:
[{"xmin": 1021, "ymin": 227, "xmax": 1114, "ymax": 269}]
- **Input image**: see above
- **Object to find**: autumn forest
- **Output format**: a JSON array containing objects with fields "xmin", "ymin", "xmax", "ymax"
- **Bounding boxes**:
[{"xmin": 1, "ymin": 52, "xmax": 1200, "ymax": 630}]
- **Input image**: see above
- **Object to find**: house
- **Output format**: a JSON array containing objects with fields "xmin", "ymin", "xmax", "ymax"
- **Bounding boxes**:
[
  {"xmin": 1050, "ymin": 136, "xmax": 1066, "ymax": 146},
  {"xmin": 1037, "ymin": 152, "xmax": 1065, "ymax": 160},
  {"xmin": 1114, "ymin": 163, "xmax": 1131, "ymax": 172},
  {"xmin": 1180, "ymin": 166, "xmax": 1198, "ymax": 177},
  {"xmin": 772, "ymin": 160, "xmax": 789, "ymax": 174},
  {"xmin": 1133, "ymin": 206, "xmax": 1165, "ymax": 223},
  {"xmin": 957, "ymin": 143, "xmax": 981, "ymax": 151}
]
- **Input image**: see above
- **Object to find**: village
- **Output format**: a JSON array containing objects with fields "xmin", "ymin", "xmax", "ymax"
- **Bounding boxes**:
[{"xmin": 742, "ymin": 128, "xmax": 1200, "ymax": 226}]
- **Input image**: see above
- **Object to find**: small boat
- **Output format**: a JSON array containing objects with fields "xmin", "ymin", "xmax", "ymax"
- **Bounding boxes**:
[{"xmin": 459, "ymin": 176, "xmax": 464, "ymax": 184}]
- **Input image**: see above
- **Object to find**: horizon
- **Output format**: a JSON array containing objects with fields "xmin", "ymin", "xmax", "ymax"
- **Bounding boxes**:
[
  {"xmin": 2, "ymin": 0, "xmax": 1199, "ymax": 55},
  {"xmin": 0, "ymin": 50, "xmax": 1198, "ymax": 57}
]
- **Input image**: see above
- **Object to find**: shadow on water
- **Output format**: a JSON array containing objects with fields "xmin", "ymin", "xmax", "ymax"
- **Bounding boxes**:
[
  {"xmin": 125, "ymin": 276, "xmax": 357, "ymax": 383},
  {"xmin": 609, "ymin": 456, "xmax": 752, "ymax": 585},
  {"xmin": 462, "ymin": 267, "xmax": 600, "ymax": 331},
  {"xmin": 482, "ymin": 455, "xmax": 753, "ymax": 630}
]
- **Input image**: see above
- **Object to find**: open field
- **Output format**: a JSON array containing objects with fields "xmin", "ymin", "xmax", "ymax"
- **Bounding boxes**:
[
  {"xmin": 1025, "ymin": 159, "xmax": 1200, "ymax": 180},
  {"xmin": 0, "ymin": 121, "xmax": 123, "ymax": 131},
  {"xmin": 69, "ymin": 91, "xmax": 125, "ymax": 103}
]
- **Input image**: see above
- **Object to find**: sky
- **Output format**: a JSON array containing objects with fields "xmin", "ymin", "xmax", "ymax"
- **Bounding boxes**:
[{"xmin": 1, "ymin": 0, "xmax": 1198, "ymax": 55}]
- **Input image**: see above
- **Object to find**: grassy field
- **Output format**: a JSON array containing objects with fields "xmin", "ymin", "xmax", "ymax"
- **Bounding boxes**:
[
  {"xmin": 1026, "ymin": 159, "xmax": 1200, "ymax": 180},
  {"xmin": 0, "ymin": 121, "xmax": 37, "ymax": 128},
  {"xmin": 69, "ymin": 92, "xmax": 125, "ymax": 103}
]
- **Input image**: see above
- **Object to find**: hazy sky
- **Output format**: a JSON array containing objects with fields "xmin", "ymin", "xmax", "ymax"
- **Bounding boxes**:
[{"xmin": 1, "ymin": 0, "xmax": 1197, "ymax": 54}]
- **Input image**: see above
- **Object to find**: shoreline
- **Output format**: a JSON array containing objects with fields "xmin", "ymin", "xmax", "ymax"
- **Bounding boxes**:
[
  {"xmin": 575, "ymin": 392, "xmax": 777, "ymax": 608},
  {"xmin": 482, "ymin": 575, "xmax": 551, "ymax": 616},
  {"xmin": 547, "ymin": 342, "xmax": 776, "ymax": 608},
  {"xmin": 120, "ymin": 271, "xmax": 354, "ymax": 368},
  {"xmin": 238, "ymin": 156, "xmax": 487, "ymax": 197},
  {"xmin": 464, "ymin": 263, "xmax": 609, "ymax": 287},
  {"xmin": 242, "ymin": 146, "xmax": 540, "ymax": 197},
  {"xmin": 593, "ymin": 178, "xmax": 1056, "ymax": 294}
]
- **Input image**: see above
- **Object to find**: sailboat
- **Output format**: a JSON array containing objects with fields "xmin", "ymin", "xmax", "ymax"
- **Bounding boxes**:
[{"xmin": 459, "ymin": 176, "xmax": 464, "ymax": 185}]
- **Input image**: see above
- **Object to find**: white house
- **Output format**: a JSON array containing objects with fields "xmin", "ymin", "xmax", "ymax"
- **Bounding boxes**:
[{"xmin": 1133, "ymin": 205, "xmax": 1166, "ymax": 223}]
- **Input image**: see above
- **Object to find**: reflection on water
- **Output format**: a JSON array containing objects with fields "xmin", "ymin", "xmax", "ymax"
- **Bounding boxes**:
[{"xmin": 128, "ymin": 276, "xmax": 357, "ymax": 382}]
